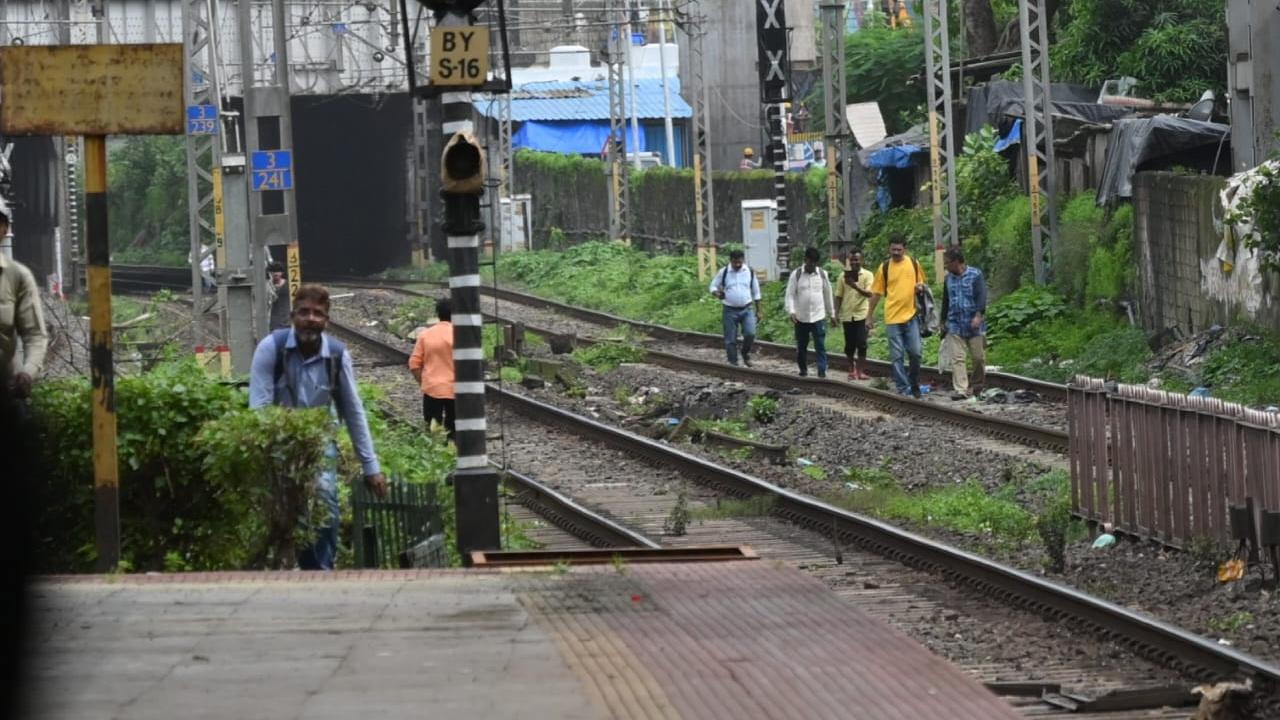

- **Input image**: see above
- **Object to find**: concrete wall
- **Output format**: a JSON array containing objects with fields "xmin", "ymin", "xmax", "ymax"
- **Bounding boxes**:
[
  {"xmin": 1132, "ymin": 172, "xmax": 1280, "ymax": 335},
  {"xmin": 512, "ymin": 155, "xmax": 818, "ymax": 252}
]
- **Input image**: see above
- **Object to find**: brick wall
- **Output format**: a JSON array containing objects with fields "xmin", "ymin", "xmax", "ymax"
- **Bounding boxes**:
[{"xmin": 1133, "ymin": 171, "xmax": 1280, "ymax": 334}]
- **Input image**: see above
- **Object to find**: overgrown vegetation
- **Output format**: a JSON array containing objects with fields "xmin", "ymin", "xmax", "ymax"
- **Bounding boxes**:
[
  {"xmin": 1051, "ymin": 0, "xmax": 1227, "ymax": 103},
  {"xmin": 571, "ymin": 340, "xmax": 646, "ymax": 372},
  {"xmin": 30, "ymin": 358, "xmax": 461, "ymax": 573},
  {"xmin": 748, "ymin": 395, "xmax": 779, "ymax": 424}
]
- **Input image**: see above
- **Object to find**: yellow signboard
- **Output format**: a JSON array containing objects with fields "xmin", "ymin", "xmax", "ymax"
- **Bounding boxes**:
[
  {"xmin": 212, "ymin": 168, "xmax": 227, "ymax": 268},
  {"xmin": 428, "ymin": 26, "xmax": 491, "ymax": 87},
  {"xmin": 286, "ymin": 242, "xmax": 302, "ymax": 308},
  {"xmin": 0, "ymin": 44, "xmax": 183, "ymax": 135}
]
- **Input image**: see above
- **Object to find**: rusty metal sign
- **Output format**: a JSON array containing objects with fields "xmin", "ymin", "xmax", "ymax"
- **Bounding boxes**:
[{"xmin": 0, "ymin": 44, "xmax": 184, "ymax": 135}]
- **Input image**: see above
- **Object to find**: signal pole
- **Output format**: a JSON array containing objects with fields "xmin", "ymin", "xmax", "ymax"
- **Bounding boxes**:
[
  {"xmin": 755, "ymin": 0, "xmax": 791, "ymax": 270},
  {"xmin": 424, "ymin": 1, "xmax": 503, "ymax": 560}
]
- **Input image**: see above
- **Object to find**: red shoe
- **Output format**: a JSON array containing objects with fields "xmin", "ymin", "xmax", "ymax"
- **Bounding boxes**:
[
  {"xmin": 855, "ymin": 370, "xmax": 872, "ymax": 381},
  {"xmin": 847, "ymin": 370, "xmax": 858, "ymax": 381}
]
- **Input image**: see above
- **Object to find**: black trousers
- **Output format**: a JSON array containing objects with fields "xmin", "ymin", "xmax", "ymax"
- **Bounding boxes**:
[
  {"xmin": 843, "ymin": 319, "xmax": 868, "ymax": 361},
  {"xmin": 422, "ymin": 395, "xmax": 456, "ymax": 440}
]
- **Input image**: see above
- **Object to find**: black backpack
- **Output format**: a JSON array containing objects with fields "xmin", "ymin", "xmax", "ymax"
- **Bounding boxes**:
[{"xmin": 269, "ymin": 328, "xmax": 347, "ymax": 411}]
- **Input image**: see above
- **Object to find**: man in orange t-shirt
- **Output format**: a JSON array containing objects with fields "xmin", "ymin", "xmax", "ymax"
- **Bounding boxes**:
[{"xmin": 409, "ymin": 298, "xmax": 456, "ymax": 440}]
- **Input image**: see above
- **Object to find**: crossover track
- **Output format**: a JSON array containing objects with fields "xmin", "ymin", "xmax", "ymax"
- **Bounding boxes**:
[
  {"xmin": 328, "ymin": 275, "xmax": 1069, "ymax": 403},
  {"xmin": 328, "ymin": 314, "xmax": 1280, "ymax": 707},
  {"xmin": 327, "ymin": 280, "xmax": 1068, "ymax": 452}
]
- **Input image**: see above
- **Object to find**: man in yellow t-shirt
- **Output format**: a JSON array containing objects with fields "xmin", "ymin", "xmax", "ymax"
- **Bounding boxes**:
[
  {"xmin": 866, "ymin": 235, "xmax": 926, "ymax": 397},
  {"xmin": 834, "ymin": 249, "xmax": 874, "ymax": 381}
]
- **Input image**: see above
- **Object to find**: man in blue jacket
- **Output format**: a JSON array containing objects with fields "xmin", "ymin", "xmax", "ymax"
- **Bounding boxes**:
[{"xmin": 249, "ymin": 283, "xmax": 387, "ymax": 569}]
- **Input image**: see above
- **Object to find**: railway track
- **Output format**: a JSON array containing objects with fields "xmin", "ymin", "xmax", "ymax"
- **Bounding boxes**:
[
  {"xmin": 329, "ymin": 314, "xmax": 1280, "ymax": 719},
  {"xmin": 328, "ymin": 280, "xmax": 1068, "ymax": 452},
  {"xmin": 324, "ymin": 274, "xmax": 1069, "ymax": 404}
]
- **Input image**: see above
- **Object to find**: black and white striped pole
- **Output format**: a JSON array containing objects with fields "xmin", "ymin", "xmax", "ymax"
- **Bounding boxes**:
[{"xmin": 441, "ymin": 128, "xmax": 500, "ymax": 559}]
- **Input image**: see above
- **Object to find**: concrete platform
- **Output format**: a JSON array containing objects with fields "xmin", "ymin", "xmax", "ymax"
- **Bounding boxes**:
[{"xmin": 25, "ymin": 563, "xmax": 1022, "ymax": 719}]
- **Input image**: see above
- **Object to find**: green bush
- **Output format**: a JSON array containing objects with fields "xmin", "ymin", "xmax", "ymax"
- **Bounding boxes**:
[
  {"xmin": 1072, "ymin": 327, "xmax": 1152, "ymax": 382},
  {"xmin": 956, "ymin": 126, "xmax": 1017, "ymax": 243},
  {"xmin": 197, "ymin": 406, "xmax": 332, "ymax": 569},
  {"xmin": 1053, "ymin": 193, "xmax": 1107, "ymax": 305},
  {"xmin": 978, "ymin": 195, "xmax": 1032, "ymax": 297},
  {"xmin": 984, "ymin": 285, "xmax": 1068, "ymax": 343},
  {"xmin": 1200, "ymin": 331, "xmax": 1280, "ymax": 407},
  {"xmin": 31, "ymin": 358, "xmax": 249, "ymax": 572}
]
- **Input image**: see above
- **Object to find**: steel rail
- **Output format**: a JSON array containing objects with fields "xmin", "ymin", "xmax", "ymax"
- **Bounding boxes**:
[
  {"xmin": 501, "ymin": 467, "xmax": 662, "ymax": 550},
  {"xmin": 325, "ymin": 317, "xmax": 660, "ymax": 553},
  {"xmin": 328, "ymin": 312, "xmax": 1280, "ymax": 692},
  {"xmin": 322, "ymin": 275, "xmax": 1068, "ymax": 403},
  {"xmin": 490, "ymin": 386, "xmax": 1280, "ymax": 689},
  {"xmin": 326, "ymin": 280, "xmax": 1068, "ymax": 452}
]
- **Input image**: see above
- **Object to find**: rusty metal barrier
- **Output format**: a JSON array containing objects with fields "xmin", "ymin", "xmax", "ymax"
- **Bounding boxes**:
[{"xmin": 1069, "ymin": 377, "xmax": 1280, "ymax": 547}]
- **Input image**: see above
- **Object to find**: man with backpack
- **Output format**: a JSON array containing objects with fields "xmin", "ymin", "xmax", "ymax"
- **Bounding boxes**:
[
  {"xmin": 709, "ymin": 249, "xmax": 762, "ymax": 367},
  {"xmin": 784, "ymin": 246, "xmax": 836, "ymax": 378},
  {"xmin": 867, "ymin": 235, "xmax": 927, "ymax": 397},
  {"xmin": 249, "ymin": 283, "xmax": 388, "ymax": 570}
]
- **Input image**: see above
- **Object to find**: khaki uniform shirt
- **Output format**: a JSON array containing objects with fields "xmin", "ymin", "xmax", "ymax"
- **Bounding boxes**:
[{"xmin": 0, "ymin": 253, "xmax": 49, "ymax": 378}]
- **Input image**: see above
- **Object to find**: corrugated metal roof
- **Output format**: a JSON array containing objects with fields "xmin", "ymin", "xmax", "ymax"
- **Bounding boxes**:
[{"xmin": 474, "ymin": 79, "xmax": 692, "ymax": 122}]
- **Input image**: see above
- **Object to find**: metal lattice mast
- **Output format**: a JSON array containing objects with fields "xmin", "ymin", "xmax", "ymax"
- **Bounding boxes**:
[
  {"xmin": 922, "ymin": 0, "xmax": 959, "ymax": 284},
  {"xmin": 1019, "ymin": 0, "xmax": 1057, "ymax": 285},
  {"xmin": 820, "ymin": 1, "xmax": 849, "ymax": 258},
  {"xmin": 501, "ymin": 90, "xmax": 517, "ymax": 202},
  {"xmin": 182, "ymin": 0, "xmax": 222, "ymax": 349},
  {"xmin": 606, "ymin": 0, "xmax": 631, "ymax": 245},
  {"xmin": 688, "ymin": 11, "xmax": 716, "ymax": 280}
]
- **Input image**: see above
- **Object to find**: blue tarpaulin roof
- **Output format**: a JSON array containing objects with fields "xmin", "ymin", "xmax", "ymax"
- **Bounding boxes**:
[
  {"xmin": 866, "ymin": 145, "xmax": 921, "ymax": 169},
  {"xmin": 513, "ymin": 120, "xmax": 649, "ymax": 155},
  {"xmin": 474, "ymin": 79, "xmax": 692, "ymax": 122}
]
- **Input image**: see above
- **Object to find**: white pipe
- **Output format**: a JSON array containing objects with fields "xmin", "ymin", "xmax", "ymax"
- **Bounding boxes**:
[
  {"xmin": 657, "ymin": 0, "xmax": 676, "ymax": 167},
  {"xmin": 623, "ymin": 1, "xmax": 642, "ymax": 170}
]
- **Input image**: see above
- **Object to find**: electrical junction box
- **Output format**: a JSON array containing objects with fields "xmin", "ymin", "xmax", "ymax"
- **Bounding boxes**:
[
  {"xmin": 499, "ymin": 194, "xmax": 532, "ymax": 252},
  {"xmin": 741, "ymin": 199, "xmax": 779, "ymax": 282}
]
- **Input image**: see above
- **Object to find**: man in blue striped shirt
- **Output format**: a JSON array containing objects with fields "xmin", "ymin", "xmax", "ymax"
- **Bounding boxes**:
[
  {"xmin": 709, "ymin": 250, "xmax": 763, "ymax": 367},
  {"xmin": 939, "ymin": 246, "xmax": 987, "ymax": 400},
  {"xmin": 249, "ymin": 284, "xmax": 387, "ymax": 569}
]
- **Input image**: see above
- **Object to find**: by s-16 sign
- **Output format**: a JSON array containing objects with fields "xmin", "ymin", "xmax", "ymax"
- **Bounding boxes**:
[{"xmin": 429, "ymin": 26, "xmax": 490, "ymax": 86}]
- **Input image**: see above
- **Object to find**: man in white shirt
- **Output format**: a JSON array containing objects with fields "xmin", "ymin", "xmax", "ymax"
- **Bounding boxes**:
[
  {"xmin": 709, "ymin": 249, "xmax": 763, "ymax": 367},
  {"xmin": 784, "ymin": 246, "xmax": 836, "ymax": 378}
]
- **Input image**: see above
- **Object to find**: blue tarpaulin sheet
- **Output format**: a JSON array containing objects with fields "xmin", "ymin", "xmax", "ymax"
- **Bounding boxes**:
[
  {"xmin": 866, "ymin": 145, "xmax": 921, "ymax": 169},
  {"xmin": 995, "ymin": 119, "xmax": 1022, "ymax": 151},
  {"xmin": 513, "ymin": 120, "xmax": 648, "ymax": 155}
]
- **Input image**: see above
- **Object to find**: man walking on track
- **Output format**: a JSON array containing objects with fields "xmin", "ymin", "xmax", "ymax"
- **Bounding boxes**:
[
  {"xmin": 867, "ymin": 234, "xmax": 927, "ymax": 397},
  {"xmin": 249, "ymin": 283, "xmax": 388, "ymax": 570},
  {"xmin": 709, "ymin": 250, "xmax": 762, "ymax": 367},
  {"xmin": 409, "ymin": 297, "xmax": 457, "ymax": 440},
  {"xmin": 834, "ymin": 249, "xmax": 874, "ymax": 381},
  {"xmin": 785, "ymin": 246, "xmax": 835, "ymax": 378},
  {"xmin": 940, "ymin": 246, "xmax": 987, "ymax": 400}
]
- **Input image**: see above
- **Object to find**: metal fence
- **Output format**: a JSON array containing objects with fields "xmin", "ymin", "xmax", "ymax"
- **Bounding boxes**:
[
  {"xmin": 1069, "ymin": 377, "xmax": 1280, "ymax": 547},
  {"xmin": 351, "ymin": 481, "xmax": 446, "ymax": 569}
]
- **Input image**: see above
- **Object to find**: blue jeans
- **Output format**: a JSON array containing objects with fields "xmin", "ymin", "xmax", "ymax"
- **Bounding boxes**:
[
  {"xmin": 794, "ymin": 320, "xmax": 828, "ymax": 375},
  {"xmin": 721, "ymin": 305, "xmax": 757, "ymax": 364},
  {"xmin": 886, "ymin": 318, "xmax": 923, "ymax": 394},
  {"xmin": 298, "ymin": 441, "xmax": 341, "ymax": 570}
]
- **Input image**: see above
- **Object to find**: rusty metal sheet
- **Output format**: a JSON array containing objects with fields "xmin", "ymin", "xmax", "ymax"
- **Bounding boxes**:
[{"xmin": 0, "ymin": 44, "xmax": 183, "ymax": 135}]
